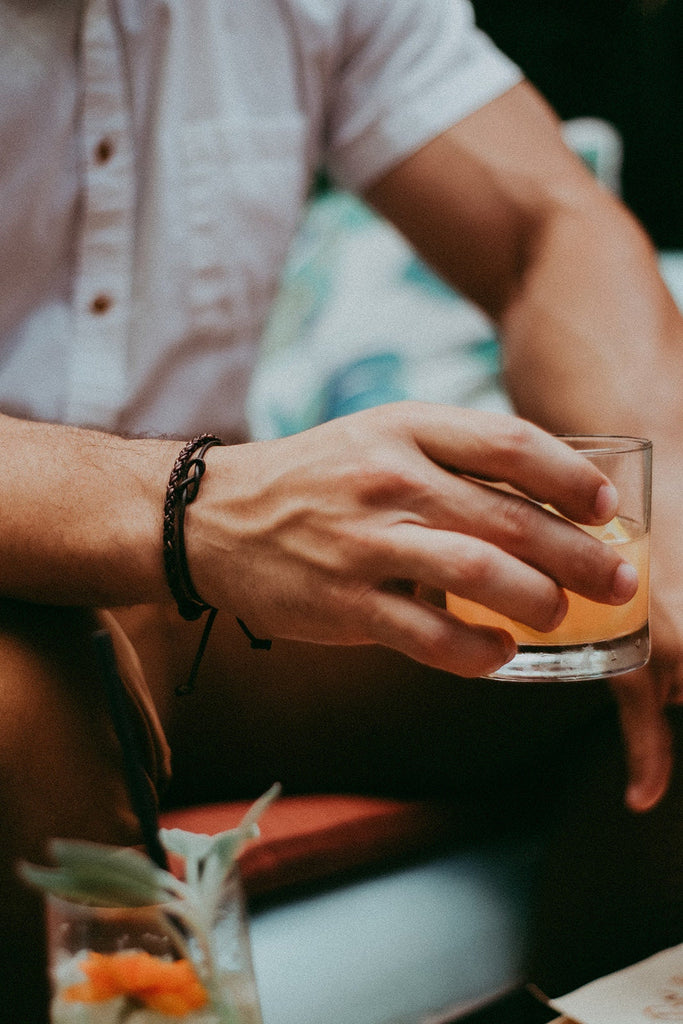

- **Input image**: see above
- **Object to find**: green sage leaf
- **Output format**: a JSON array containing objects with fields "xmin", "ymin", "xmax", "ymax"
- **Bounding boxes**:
[{"xmin": 19, "ymin": 840, "xmax": 181, "ymax": 908}]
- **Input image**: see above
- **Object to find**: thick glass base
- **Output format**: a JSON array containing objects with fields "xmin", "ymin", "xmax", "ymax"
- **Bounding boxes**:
[{"xmin": 487, "ymin": 623, "xmax": 649, "ymax": 682}]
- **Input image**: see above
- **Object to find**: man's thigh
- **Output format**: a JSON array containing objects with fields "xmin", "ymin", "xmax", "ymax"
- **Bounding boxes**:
[
  {"xmin": 121, "ymin": 606, "xmax": 682, "ymax": 990},
  {"xmin": 155, "ymin": 610, "xmax": 616, "ymax": 814},
  {"xmin": 0, "ymin": 601, "xmax": 167, "ymax": 1024}
]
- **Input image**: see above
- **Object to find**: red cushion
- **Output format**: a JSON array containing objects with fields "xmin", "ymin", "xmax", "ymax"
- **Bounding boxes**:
[{"xmin": 159, "ymin": 794, "xmax": 457, "ymax": 898}]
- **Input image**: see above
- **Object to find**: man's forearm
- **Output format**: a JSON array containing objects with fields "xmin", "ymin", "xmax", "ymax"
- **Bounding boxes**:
[
  {"xmin": 499, "ymin": 187, "xmax": 683, "ymax": 446},
  {"xmin": 365, "ymin": 80, "xmax": 683, "ymax": 448},
  {"xmin": 367, "ymin": 78, "xmax": 683, "ymax": 530},
  {"xmin": 0, "ymin": 415, "xmax": 177, "ymax": 606}
]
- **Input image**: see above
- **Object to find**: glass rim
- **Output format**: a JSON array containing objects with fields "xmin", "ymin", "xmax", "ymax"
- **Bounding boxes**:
[{"xmin": 554, "ymin": 434, "xmax": 652, "ymax": 455}]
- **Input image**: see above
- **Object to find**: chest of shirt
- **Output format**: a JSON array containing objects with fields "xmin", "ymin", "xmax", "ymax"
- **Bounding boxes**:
[{"xmin": 0, "ymin": 0, "xmax": 319, "ymax": 333}]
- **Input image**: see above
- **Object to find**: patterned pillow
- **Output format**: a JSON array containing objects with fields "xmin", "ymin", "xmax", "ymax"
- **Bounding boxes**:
[
  {"xmin": 247, "ymin": 143, "xmax": 683, "ymax": 442},
  {"xmin": 247, "ymin": 189, "xmax": 511, "ymax": 440}
]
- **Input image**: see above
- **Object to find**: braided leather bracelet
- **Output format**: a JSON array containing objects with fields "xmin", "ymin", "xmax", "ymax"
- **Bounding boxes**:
[
  {"xmin": 163, "ymin": 434, "xmax": 271, "ymax": 696},
  {"xmin": 163, "ymin": 435, "xmax": 224, "ymax": 694},
  {"xmin": 163, "ymin": 434, "xmax": 224, "ymax": 621}
]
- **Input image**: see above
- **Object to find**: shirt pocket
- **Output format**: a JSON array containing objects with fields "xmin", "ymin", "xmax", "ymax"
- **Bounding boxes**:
[{"xmin": 181, "ymin": 113, "xmax": 308, "ymax": 336}]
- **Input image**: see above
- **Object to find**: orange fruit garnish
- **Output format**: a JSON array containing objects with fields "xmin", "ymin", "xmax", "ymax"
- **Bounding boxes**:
[{"xmin": 62, "ymin": 950, "xmax": 208, "ymax": 1017}]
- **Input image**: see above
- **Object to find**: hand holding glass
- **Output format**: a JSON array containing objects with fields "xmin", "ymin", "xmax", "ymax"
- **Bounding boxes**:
[{"xmin": 446, "ymin": 436, "xmax": 652, "ymax": 681}]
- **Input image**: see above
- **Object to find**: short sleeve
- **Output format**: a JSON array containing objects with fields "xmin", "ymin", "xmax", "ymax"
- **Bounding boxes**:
[{"xmin": 324, "ymin": 0, "xmax": 522, "ymax": 191}]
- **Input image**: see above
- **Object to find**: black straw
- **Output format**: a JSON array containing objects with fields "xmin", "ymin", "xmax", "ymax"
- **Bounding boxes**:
[{"xmin": 92, "ymin": 629, "xmax": 169, "ymax": 871}]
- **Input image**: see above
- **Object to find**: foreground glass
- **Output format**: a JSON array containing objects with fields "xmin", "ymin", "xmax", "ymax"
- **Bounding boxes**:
[
  {"xmin": 46, "ymin": 868, "xmax": 263, "ymax": 1024},
  {"xmin": 446, "ymin": 436, "xmax": 652, "ymax": 682}
]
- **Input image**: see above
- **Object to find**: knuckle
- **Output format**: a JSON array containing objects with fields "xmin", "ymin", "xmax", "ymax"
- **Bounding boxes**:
[
  {"xmin": 452, "ymin": 542, "xmax": 496, "ymax": 588},
  {"xmin": 357, "ymin": 463, "xmax": 423, "ymax": 509},
  {"xmin": 345, "ymin": 525, "xmax": 406, "ymax": 580},
  {"xmin": 409, "ymin": 617, "xmax": 457, "ymax": 666},
  {"xmin": 354, "ymin": 399, "xmax": 413, "ymax": 432},
  {"xmin": 495, "ymin": 417, "xmax": 540, "ymax": 465},
  {"xmin": 328, "ymin": 528, "xmax": 376, "ymax": 575},
  {"xmin": 496, "ymin": 493, "xmax": 535, "ymax": 546}
]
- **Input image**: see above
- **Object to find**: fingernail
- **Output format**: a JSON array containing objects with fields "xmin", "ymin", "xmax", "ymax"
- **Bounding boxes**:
[
  {"xmin": 594, "ymin": 481, "xmax": 618, "ymax": 520},
  {"xmin": 612, "ymin": 561, "xmax": 639, "ymax": 603}
]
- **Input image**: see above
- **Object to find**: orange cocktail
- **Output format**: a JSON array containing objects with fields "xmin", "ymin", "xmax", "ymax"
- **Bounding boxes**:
[
  {"xmin": 446, "ymin": 435, "xmax": 652, "ymax": 682},
  {"xmin": 446, "ymin": 518, "xmax": 649, "ymax": 647}
]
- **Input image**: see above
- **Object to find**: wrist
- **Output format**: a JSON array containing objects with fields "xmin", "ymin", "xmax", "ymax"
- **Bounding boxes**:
[{"xmin": 162, "ymin": 434, "xmax": 225, "ymax": 619}]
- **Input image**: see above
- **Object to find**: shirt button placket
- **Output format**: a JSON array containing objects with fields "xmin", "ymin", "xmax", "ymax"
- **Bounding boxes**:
[{"xmin": 68, "ymin": 0, "xmax": 134, "ymax": 430}]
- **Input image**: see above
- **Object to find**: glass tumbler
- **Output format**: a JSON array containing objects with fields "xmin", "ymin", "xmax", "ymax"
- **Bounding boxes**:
[
  {"xmin": 45, "ymin": 867, "xmax": 264, "ymax": 1024},
  {"xmin": 446, "ymin": 435, "xmax": 652, "ymax": 681}
]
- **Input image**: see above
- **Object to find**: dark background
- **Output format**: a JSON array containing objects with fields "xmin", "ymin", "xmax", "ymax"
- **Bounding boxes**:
[{"xmin": 471, "ymin": 0, "xmax": 683, "ymax": 248}]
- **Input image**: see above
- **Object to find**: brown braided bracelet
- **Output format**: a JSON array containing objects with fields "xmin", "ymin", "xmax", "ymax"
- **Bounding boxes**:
[
  {"xmin": 163, "ymin": 434, "xmax": 271, "ymax": 696},
  {"xmin": 163, "ymin": 434, "xmax": 224, "ymax": 621}
]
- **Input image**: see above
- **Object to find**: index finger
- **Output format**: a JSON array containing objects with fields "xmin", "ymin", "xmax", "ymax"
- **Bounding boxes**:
[{"xmin": 410, "ymin": 406, "xmax": 618, "ymax": 525}]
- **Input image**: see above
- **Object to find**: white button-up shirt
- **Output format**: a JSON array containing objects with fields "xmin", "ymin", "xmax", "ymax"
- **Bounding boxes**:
[{"xmin": 0, "ymin": 0, "xmax": 520, "ymax": 440}]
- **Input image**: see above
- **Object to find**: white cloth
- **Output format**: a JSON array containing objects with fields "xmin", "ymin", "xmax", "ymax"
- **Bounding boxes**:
[{"xmin": 0, "ymin": 0, "xmax": 521, "ymax": 439}]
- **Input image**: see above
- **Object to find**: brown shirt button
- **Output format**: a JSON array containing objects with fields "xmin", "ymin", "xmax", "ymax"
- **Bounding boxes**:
[
  {"xmin": 94, "ymin": 137, "xmax": 114, "ymax": 164},
  {"xmin": 90, "ymin": 293, "xmax": 113, "ymax": 315}
]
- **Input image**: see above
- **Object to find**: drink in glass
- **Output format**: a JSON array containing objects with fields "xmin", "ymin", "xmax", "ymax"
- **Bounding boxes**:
[{"xmin": 446, "ymin": 436, "xmax": 652, "ymax": 681}]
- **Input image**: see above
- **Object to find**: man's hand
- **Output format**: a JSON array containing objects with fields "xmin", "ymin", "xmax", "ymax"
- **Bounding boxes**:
[{"xmin": 187, "ymin": 402, "xmax": 637, "ymax": 679}]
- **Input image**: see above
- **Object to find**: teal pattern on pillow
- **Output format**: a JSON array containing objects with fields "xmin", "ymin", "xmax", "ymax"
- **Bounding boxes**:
[{"xmin": 247, "ymin": 190, "xmax": 511, "ymax": 440}]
